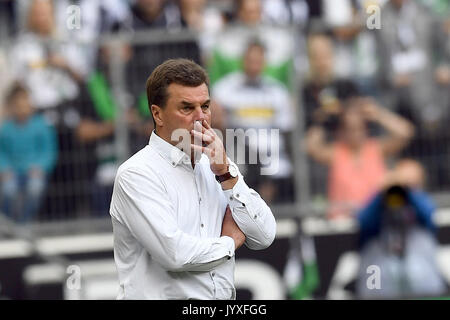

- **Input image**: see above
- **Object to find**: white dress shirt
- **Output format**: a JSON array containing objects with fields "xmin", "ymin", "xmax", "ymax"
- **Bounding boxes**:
[{"xmin": 109, "ymin": 131, "xmax": 276, "ymax": 300}]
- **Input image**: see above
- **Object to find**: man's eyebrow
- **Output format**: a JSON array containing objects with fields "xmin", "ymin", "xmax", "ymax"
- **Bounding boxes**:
[{"xmin": 180, "ymin": 99, "xmax": 211, "ymax": 106}]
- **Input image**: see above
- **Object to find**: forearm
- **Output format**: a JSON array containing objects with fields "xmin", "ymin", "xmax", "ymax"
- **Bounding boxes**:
[
  {"xmin": 223, "ymin": 176, "xmax": 276, "ymax": 250},
  {"xmin": 113, "ymin": 204, "xmax": 236, "ymax": 272},
  {"xmin": 305, "ymin": 126, "xmax": 332, "ymax": 165},
  {"xmin": 161, "ymin": 234, "xmax": 235, "ymax": 272},
  {"xmin": 376, "ymin": 108, "xmax": 414, "ymax": 140},
  {"xmin": 113, "ymin": 170, "xmax": 236, "ymax": 273},
  {"xmin": 77, "ymin": 121, "xmax": 115, "ymax": 142}
]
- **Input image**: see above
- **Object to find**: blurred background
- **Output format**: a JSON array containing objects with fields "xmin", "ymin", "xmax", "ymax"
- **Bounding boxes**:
[{"xmin": 0, "ymin": 0, "xmax": 449, "ymax": 300}]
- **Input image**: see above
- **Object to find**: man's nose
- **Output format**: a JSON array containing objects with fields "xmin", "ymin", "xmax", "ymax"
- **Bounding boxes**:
[{"xmin": 193, "ymin": 106, "xmax": 206, "ymax": 121}]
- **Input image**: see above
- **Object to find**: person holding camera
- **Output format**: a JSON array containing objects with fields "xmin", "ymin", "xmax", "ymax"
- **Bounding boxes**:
[
  {"xmin": 305, "ymin": 96, "xmax": 414, "ymax": 220},
  {"xmin": 356, "ymin": 159, "xmax": 448, "ymax": 299}
]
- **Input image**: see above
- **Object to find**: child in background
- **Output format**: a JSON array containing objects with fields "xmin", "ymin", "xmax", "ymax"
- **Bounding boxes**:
[{"xmin": 0, "ymin": 83, "xmax": 58, "ymax": 223}]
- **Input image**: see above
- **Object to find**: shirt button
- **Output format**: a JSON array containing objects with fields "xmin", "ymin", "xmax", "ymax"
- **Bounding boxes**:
[
  {"xmin": 229, "ymin": 196, "xmax": 233, "ymax": 201},
  {"xmin": 201, "ymin": 223, "xmax": 204, "ymax": 228},
  {"xmin": 236, "ymin": 194, "xmax": 240, "ymax": 198},
  {"xmin": 212, "ymin": 272, "xmax": 215, "ymax": 277},
  {"xmin": 171, "ymin": 161, "xmax": 176, "ymax": 166},
  {"xmin": 199, "ymin": 197, "xmax": 202, "ymax": 202},
  {"xmin": 254, "ymin": 214, "xmax": 257, "ymax": 219}
]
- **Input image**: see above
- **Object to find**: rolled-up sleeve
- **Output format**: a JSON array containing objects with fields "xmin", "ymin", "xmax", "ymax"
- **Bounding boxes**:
[
  {"xmin": 222, "ymin": 167, "xmax": 277, "ymax": 250},
  {"xmin": 110, "ymin": 168, "xmax": 235, "ymax": 272}
]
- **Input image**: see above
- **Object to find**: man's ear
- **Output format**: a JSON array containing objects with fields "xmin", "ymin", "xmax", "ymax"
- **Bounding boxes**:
[{"xmin": 151, "ymin": 104, "xmax": 163, "ymax": 127}]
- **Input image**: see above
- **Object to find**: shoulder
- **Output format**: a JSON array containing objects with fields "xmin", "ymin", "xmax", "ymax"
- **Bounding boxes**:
[
  {"xmin": 11, "ymin": 33, "xmax": 39, "ymax": 54},
  {"xmin": 213, "ymin": 72, "xmax": 244, "ymax": 92},
  {"xmin": 0, "ymin": 120, "xmax": 13, "ymax": 134},
  {"xmin": 262, "ymin": 76, "xmax": 287, "ymax": 89},
  {"xmin": 115, "ymin": 146, "xmax": 164, "ymax": 185},
  {"xmin": 262, "ymin": 77, "xmax": 290, "ymax": 97},
  {"xmin": 31, "ymin": 113, "xmax": 48, "ymax": 124},
  {"xmin": 31, "ymin": 114, "xmax": 55, "ymax": 129}
]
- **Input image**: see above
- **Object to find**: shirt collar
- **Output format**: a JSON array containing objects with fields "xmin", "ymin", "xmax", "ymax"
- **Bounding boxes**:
[{"xmin": 148, "ymin": 130, "xmax": 189, "ymax": 167}]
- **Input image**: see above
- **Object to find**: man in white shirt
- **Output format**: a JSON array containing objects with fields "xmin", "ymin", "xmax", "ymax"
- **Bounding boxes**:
[
  {"xmin": 109, "ymin": 58, "xmax": 276, "ymax": 300},
  {"xmin": 212, "ymin": 40, "xmax": 295, "ymax": 203}
]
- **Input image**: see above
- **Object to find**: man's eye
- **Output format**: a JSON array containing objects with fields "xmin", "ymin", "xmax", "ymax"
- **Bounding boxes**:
[
  {"xmin": 201, "ymin": 104, "xmax": 210, "ymax": 110},
  {"xmin": 183, "ymin": 106, "xmax": 193, "ymax": 111}
]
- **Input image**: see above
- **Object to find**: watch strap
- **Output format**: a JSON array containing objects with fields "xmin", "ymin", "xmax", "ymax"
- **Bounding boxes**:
[{"xmin": 215, "ymin": 171, "xmax": 234, "ymax": 183}]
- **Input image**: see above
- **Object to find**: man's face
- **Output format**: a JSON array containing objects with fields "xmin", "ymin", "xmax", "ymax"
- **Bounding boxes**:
[
  {"xmin": 28, "ymin": 0, "xmax": 54, "ymax": 35},
  {"xmin": 238, "ymin": 0, "xmax": 262, "ymax": 26},
  {"xmin": 339, "ymin": 104, "xmax": 367, "ymax": 149},
  {"xmin": 137, "ymin": 0, "xmax": 165, "ymax": 18},
  {"xmin": 392, "ymin": 0, "xmax": 407, "ymax": 9},
  {"xmin": 156, "ymin": 83, "xmax": 211, "ymax": 146},
  {"xmin": 308, "ymin": 35, "xmax": 334, "ymax": 83},
  {"xmin": 10, "ymin": 92, "xmax": 33, "ymax": 123},
  {"xmin": 243, "ymin": 46, "xmax": 265, "ymax": 80}
]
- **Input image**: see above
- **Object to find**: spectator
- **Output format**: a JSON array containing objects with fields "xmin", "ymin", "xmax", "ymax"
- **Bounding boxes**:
[
  {"xmin": 0, "ymin": 83, "xmax": 57, "ymax": 224},
  {"xmin": 176, "ymin": 0, "xmax": 224, "ymax": 31},
  {"xmin": 207, "ymin": 0, "xmax": 295, "ymax": 87},
  {"xmin": 130, "ymin": 0, "xmax": 179, "ymax": 30},
  {"xmin": 356, "ymin": 159, "xmax": 447, "ymax": 298},
  {"xmin": 68, "ymin": 0, "xmax": 132, "ymax": 38},
  {"xmin": 305, "ymin": 96, "xmax": 414, "ymax": 219},
  {"xmin": 261, "ymin": 0, "xmax": 309, "ymax": 27},
  {"xmin": 0, "ymin": 48, "xmax": 13, "ymax": 124},
  {"xmin": 8, "ymin": 0, "xmax": 90, "ymax": 219},
  {"xmin": 65, "ymin": 0, "xmax": 132, "ymax": 70},
  {"xmin": 299, "ymin": 0, "xmax": 384, "ymax": 96},
  {"xmin": 127, "ymin": 0, "xmax": 202, "ymax": 137},
  {"xmin": 10, "ymin": 0, "xmax": 88, "ymax": 112},
  {"xmin": 213, "ymin": 40, "xmax": 295, "ymax": 203},
  {"xmin": 376, "ymin": 0, "xmax": 450, "ymax": 190},
  {"xmin": 303, "ymin": 32, "xmax": 359, "ymax": 130},
  {"xmin": 175, "ymin": 0, "xmax": 226, "ymax": 61},
  {"xmin": 14, "ymin": 0, "xmax": 130, "ymax": 70},
  {"xmin": 302, "ymin": 32, "xmax": 359, "ymax": 198},
  {"xmin": 376, "ymin": 0, "xmax": 446, "ymax": 120},
  {"xmin": 75, "ymin": 43, "xmax": 148, "ymax": 215}
]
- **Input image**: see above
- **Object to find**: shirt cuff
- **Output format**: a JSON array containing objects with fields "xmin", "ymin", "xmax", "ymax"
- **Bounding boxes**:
[
  {"xmin": 217, "ymin": 236, "xmax": 235, "ymax": 260},
  {"xmin": 223, "ymin": 176, "xmax": 251, "ymax": 209}
]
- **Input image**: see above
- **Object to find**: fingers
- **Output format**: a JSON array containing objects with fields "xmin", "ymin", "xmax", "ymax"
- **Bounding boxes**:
[
  {"xmin": 191, "ymin": 120, "xmax": 215, "ymax": 148},
  {"xmin": 191, "ymin": 144, "xmax": 213, "ymax": 158},
  {"xmin": 190, "ymin": 142, "xmax": 225, "ymax": 164},
  {"xmin": 191, "ymin": 129, "xmax": 214, "ymax": 144},
  {"xmin": 193, "ymin": 120, "xmax": 214, "ymax": 135},
  {"xmin": 193, "ymin": 120, "xmax": 205, "ymax": 133},
  {"xmin": 202, "ymin": 119, "xmax": 212, "ymax": 130}
]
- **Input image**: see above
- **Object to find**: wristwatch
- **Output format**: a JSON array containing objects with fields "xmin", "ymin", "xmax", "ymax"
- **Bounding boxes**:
[{"xmin": 215, "ymin": 163, "xmax": 238, "ymax": 183}]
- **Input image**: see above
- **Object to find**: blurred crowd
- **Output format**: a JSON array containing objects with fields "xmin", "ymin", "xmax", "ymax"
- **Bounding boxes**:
[
  {"xmin": 0, "ymin": 0, "xmax": 449, "ymax": 300},
  {"xmin": 0, "ymin": 0, "xmax": 449, "ymax": 225}
]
